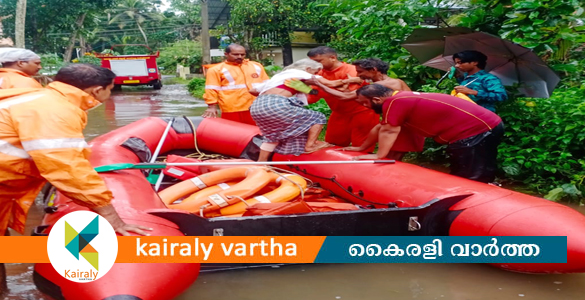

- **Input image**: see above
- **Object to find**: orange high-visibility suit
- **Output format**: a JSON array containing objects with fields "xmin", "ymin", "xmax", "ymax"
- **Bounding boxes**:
[
  {"xmin": 309, "ymin": 63, "xmax": 424, "ymax": 153},
  {"xmin": 203, "ymin": 60, "xmax": 269, "ymax": 125},
  {"xmin": 309, "ymin": 63, "xmax": 380, "ymax": 148},
  {"xmin": 0, "ymin": 68, "xmax": 43, "ymax": 89},
  {"xmin": 0, "ymin": 82, "xmax": 112, "ymax": 235}
]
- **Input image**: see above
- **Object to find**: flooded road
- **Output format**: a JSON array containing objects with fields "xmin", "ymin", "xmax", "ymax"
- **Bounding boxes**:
[{"xmin": 4, "ymin": 82, "xmax": 585, "ymax": 299}]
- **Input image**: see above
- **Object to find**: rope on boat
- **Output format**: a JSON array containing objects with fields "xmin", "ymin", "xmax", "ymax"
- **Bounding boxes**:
[
  {"xmin": 228, "ymin": 195, "xmax": 251, "ymax": 207},
  {"xmin": 290, "ymin": 166, "xmax": 398, "ymax": 208},
  {"xmin": 266, "ymin": 166, "xmax": 316, "ymax": 201},
  {"xmin": 184, "ymin": 115, "xmax": 227, "ymax": 161}
]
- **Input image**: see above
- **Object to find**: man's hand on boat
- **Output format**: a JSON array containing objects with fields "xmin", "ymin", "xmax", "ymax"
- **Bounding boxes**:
[
  {"xmin": 93, "ymin": 204, "xmax": 153, "ymax": 236},
  {"xmin": 335, "ymin": 146, "xmax": 365, "ymax": 152},
  {"xmin": 202, "ymin": 104, "xmax": 219, "ymax": 118},
  {"xmin": 351, "ymin": 154, "xmax": 380, "ymax": 161}
]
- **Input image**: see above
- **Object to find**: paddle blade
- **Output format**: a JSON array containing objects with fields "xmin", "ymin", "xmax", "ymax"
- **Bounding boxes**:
[
  {"xmin": 95, "ymin": 163, "xmax": 167, "ymax": 172},
  {"xmin": 94, "ymin": 163, "xmax": 137, "ymax": 172}
]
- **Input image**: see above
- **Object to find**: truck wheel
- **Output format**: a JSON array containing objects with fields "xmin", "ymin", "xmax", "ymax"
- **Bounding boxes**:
[
  {"xmin": 153, "ymin": 80, "xmax": 163, "ymax": 90},
  {"xmin": 113, "ymin": 84, "xmax": 122, "ymax": 91}
]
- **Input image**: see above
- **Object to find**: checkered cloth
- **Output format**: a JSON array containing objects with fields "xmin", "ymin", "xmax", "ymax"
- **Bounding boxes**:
[{"xmin": 250, "ymin": 94, "xmax": 326, "ymax": 155}]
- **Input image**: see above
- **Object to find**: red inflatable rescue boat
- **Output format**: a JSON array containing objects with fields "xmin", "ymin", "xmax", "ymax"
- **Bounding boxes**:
[{"xmin": 33, "ymin": 116, "xmax": 585, "ymax": 299}]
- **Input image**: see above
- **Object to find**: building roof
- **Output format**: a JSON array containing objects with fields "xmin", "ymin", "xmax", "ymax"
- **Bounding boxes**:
[{"xmin": 208, "ymin": 0, "xmax": 231, "ymax": 29}]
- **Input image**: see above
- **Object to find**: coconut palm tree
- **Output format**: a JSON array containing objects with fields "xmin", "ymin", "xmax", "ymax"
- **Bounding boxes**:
[{"xmin": 108, "ymin": 0, "xmax": 163, "ymax": 45}]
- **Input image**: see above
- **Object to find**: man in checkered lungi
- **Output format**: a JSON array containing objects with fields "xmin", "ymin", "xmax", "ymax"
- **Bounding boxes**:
[{"xmin": 250, "ymin": 59, "xmax": 342, "ymax": 161}]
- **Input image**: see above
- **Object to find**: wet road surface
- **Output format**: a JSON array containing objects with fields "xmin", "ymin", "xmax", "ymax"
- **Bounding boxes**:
[{"xmin": 4, "ymin": 82, "xmax": 585, "ymax": 299}]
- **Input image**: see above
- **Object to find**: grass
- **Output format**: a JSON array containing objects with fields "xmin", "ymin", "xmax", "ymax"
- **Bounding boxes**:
[{"xmin": 163, "ymin": 77, "xmax": 191, "ymax": 85}]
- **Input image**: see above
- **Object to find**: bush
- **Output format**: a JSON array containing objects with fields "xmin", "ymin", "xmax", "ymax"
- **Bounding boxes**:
[
  {"xmin": 72, "ymin": 54, "xmax": 102, "ymax": 66},
  {"xmin": 496, "ymin": 87, "xmax": 585, "ymax": 203},
  {"xmin": 307, "ymin": 99, "xmax": 331, "ymax": 119},
  {"xmin": 158, "ymin": 40, "xmax": 202, "ymax": 75},
  {"xmin": 40, "ymin": 53, "xmax": 65, "ymax": 75},
  {"xmin": 187, "ymin": 77, "xmax": 206, "ymax": 99},
  {"xmin": 264, "ymin": 65, "xmax": 283, "ymax": 77}
]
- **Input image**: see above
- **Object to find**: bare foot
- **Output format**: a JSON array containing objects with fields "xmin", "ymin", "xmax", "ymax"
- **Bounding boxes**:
[
  {"xmin": 314, "ymin": 140, "xmax": 329, "ymax": 147},
  {"xmin": 304, "ymin": 142, "xmax": 333, "ymax": 154}
]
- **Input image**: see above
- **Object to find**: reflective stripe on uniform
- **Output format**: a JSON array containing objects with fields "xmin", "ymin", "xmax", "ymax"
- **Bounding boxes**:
[
  {"xmin": 205, "ymin": 84, "xmax": 247, "ymax": 91},
  {"xmin": 221, "ymin": 68, "xmax": 236, "ymax": 85},
  {"xmin": 0, "ymin": 94, "xmax": 44, "ymax": 110},
  {"xmin": 0, "ymin": 140, "xmax": 30, "ymax": 159},
  {"xmin": 21, "ymin": 138, "xmax": 88, "ymax": 152},
  {"xmin": 221, "ymin": 84, "xmax": 247, "ymax": 90},
  {"xmin": 253, "ymin": 64, "xmax": 262, "ymax": 77}
]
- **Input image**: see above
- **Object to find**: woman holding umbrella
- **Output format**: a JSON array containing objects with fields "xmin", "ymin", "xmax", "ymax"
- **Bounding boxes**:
[{"xmin": 452, "ymin": 50, "xmax": 508, "ymax": 112}]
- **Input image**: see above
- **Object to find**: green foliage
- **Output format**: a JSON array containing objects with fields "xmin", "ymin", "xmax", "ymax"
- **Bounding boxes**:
[
  {"xmin": 40, "ymin": 53, "xmax": 66, "ymax": 75},
  {"xmin": 264, "ymin": 65, "xmax": 283, "ymax": 77},
  {"xmin": 74, "ymin": 55, "xmax": 102, "ymax": 66},
  {"xmin": 496, "ymin": 87, "xmax": 585, "ymax": 203},
  {"xmin": 0, "ymin": 0, "xmax": 117, "ymax": 53},
  {"xmin": 458, "ymin": 0, "xmax": 585, "ymax": 84},
  {"xmin": 108, "ymin": 0, "xmax": 164, "ymax": 45},
  {"xmin": 111, "ymin": 45, "xmax": 152, "ymax": 55},
  {"xmin": 222, "ymin": 0, "xmax": 325, "ymax": 59},
  {"xmin": 307, "ymin": 99, "xmax": 332, "ymax": 119},
  {"xmin": 187, "ymin": 77, "xmax": 206, "ymax": 99},
  {"xmin": 157, "ymin": 40, "xmax": 202, "ymax": 74},
  {"xmin": 320, "ymin": 0, "xmax": 439, "ymax": 89}
]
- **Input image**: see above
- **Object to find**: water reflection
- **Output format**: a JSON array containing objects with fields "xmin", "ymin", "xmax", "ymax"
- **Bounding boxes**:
[{"xmin": 84, "ymin": 84, "xmax": 208, "ymax": 140}]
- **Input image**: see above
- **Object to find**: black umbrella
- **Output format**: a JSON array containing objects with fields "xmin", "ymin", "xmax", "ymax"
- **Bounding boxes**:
[{"xmin": 403, "ymin": 29, "xmax": 560, "ymax": 98}]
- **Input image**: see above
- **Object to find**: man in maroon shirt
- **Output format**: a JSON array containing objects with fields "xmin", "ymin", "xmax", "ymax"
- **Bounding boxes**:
[{"xmin": 351, "ymin": 84, "xmax": 504, "ymax": 183}]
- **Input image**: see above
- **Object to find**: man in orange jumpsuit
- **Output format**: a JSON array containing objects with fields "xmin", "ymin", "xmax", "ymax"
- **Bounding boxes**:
[
  {"xmin": 307, "ymin": 46, "xmax": 380, "ymax": 150},
  {"xmin": 311, "ymin": 58, "xmax": 425, "ymax": 160},
  {"xmin": 0, "ymin": 48, "xmax": 43, "ymax": 88},
  {"xmin": 202, "ymin": 44, "xmax": 269, "ymax": 125},
  {"xmin": 0, "ymin": 64, "xmax": 150, "ymax": 292}
]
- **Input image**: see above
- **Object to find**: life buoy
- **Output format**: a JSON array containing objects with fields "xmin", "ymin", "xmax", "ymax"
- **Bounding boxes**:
[
  {"xmin": 158, "ymin": 167, "xmax": 271, "ymax": 206},
  {"xmin": 166, "ymin": 181, "xmax": 238, "ymax": 211},
  {"xmin": 219, "ymin": 173, "xmax": 307, "ymax": 216}
]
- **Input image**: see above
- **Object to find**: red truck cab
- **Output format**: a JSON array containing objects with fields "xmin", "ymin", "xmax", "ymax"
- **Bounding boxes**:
[{"xmin": 96, "ymin": 44, "xmax": 163, "ymax": 90}]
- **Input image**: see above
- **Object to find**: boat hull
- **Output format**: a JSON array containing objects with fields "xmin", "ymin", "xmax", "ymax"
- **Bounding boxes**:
[
  {"xmin": 33, "ymin": 117, "xmax": 200, "ymax": 300},
  {"xmin": 35, "ymin": 116, "xmax": 585, "ymax": 286}
]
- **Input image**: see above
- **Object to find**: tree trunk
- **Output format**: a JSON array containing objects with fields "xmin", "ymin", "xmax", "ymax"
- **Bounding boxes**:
[
  {"xmin": 15, "ymin": 0, "xmax": 26, "ymax": 47},
  {"xmin": 63, "ymin": 13, "xmax": 87, "ymax": 63},
  {"xmin": 79, "ymin": 36, "xmax": 86, "ymax": 55},
  {"xmin": 137, "ymin": 22, "xmax": 148, "ymax": 45},
  {"xmin": 200, "ymin": 0, "xmax": 211, "ymax": 65},
  {"xmin": 280, "ymin": 30, "xmax": 293, "ymax": 66}
]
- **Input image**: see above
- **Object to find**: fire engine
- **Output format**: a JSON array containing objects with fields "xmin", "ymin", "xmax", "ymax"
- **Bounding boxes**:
[{"xmin": 96, "ymin": 44, "xmax": 163, "ymax": 90}]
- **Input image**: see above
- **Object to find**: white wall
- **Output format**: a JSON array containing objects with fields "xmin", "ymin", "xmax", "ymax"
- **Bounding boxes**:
[{"xmin": 262, "ymin": 47, "xmax": 317, "ymax": 67}]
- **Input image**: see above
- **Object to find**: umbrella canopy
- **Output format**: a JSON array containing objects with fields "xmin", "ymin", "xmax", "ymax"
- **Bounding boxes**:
[
  {"xmin": 402, "ymin": 27, "xmax": 474, "ymax": 63},
  {"xmin": 403, "ymin": 29, "xmax": 560, "ymax": 98}
]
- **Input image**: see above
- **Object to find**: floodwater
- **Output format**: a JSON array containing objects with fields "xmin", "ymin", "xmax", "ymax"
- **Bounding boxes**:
[{"xmin": 4, "ymin": 82, "xmax": 585, "ymax": 299}]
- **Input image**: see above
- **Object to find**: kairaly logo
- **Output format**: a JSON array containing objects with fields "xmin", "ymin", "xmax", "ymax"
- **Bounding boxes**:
[{"xmin": 47, "ymin": 211, "xmax": 118, "ymax": 282}]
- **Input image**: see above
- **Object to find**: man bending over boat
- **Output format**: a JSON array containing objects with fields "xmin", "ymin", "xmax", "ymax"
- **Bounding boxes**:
[
  {"xmin": 0, "ymin": 65, "xmax": 153, "ymax": 235},
  {"xmin": 202, "ymin": 44, "xmax": 270, "ymax": 125},
  {"xmin": 0, "ymin": 48, "xmax": 43, "ymax": 89},
  {"xmin": 350, "ymin": 84, "xmax": 504, "ymax": 183},
  {"xmin": 312, "ymin": 58, "xmax": 425, "ymax": 160},
  {"xmin": 0, "ymin": 64, "xmax": 152, "ymax": 292},
  {"xmin": 250, "ymin": 58, "xmax": 340, "ymax": 161}
]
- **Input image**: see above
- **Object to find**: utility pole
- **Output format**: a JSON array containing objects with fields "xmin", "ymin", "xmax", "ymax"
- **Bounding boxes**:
[
  {"xmin": 15, "ymin": 0, "xmax": 26, "ymax": 48},
  {"xmin": 201, "ymin": 0, "xmax": 211, "ymax": 65}
]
